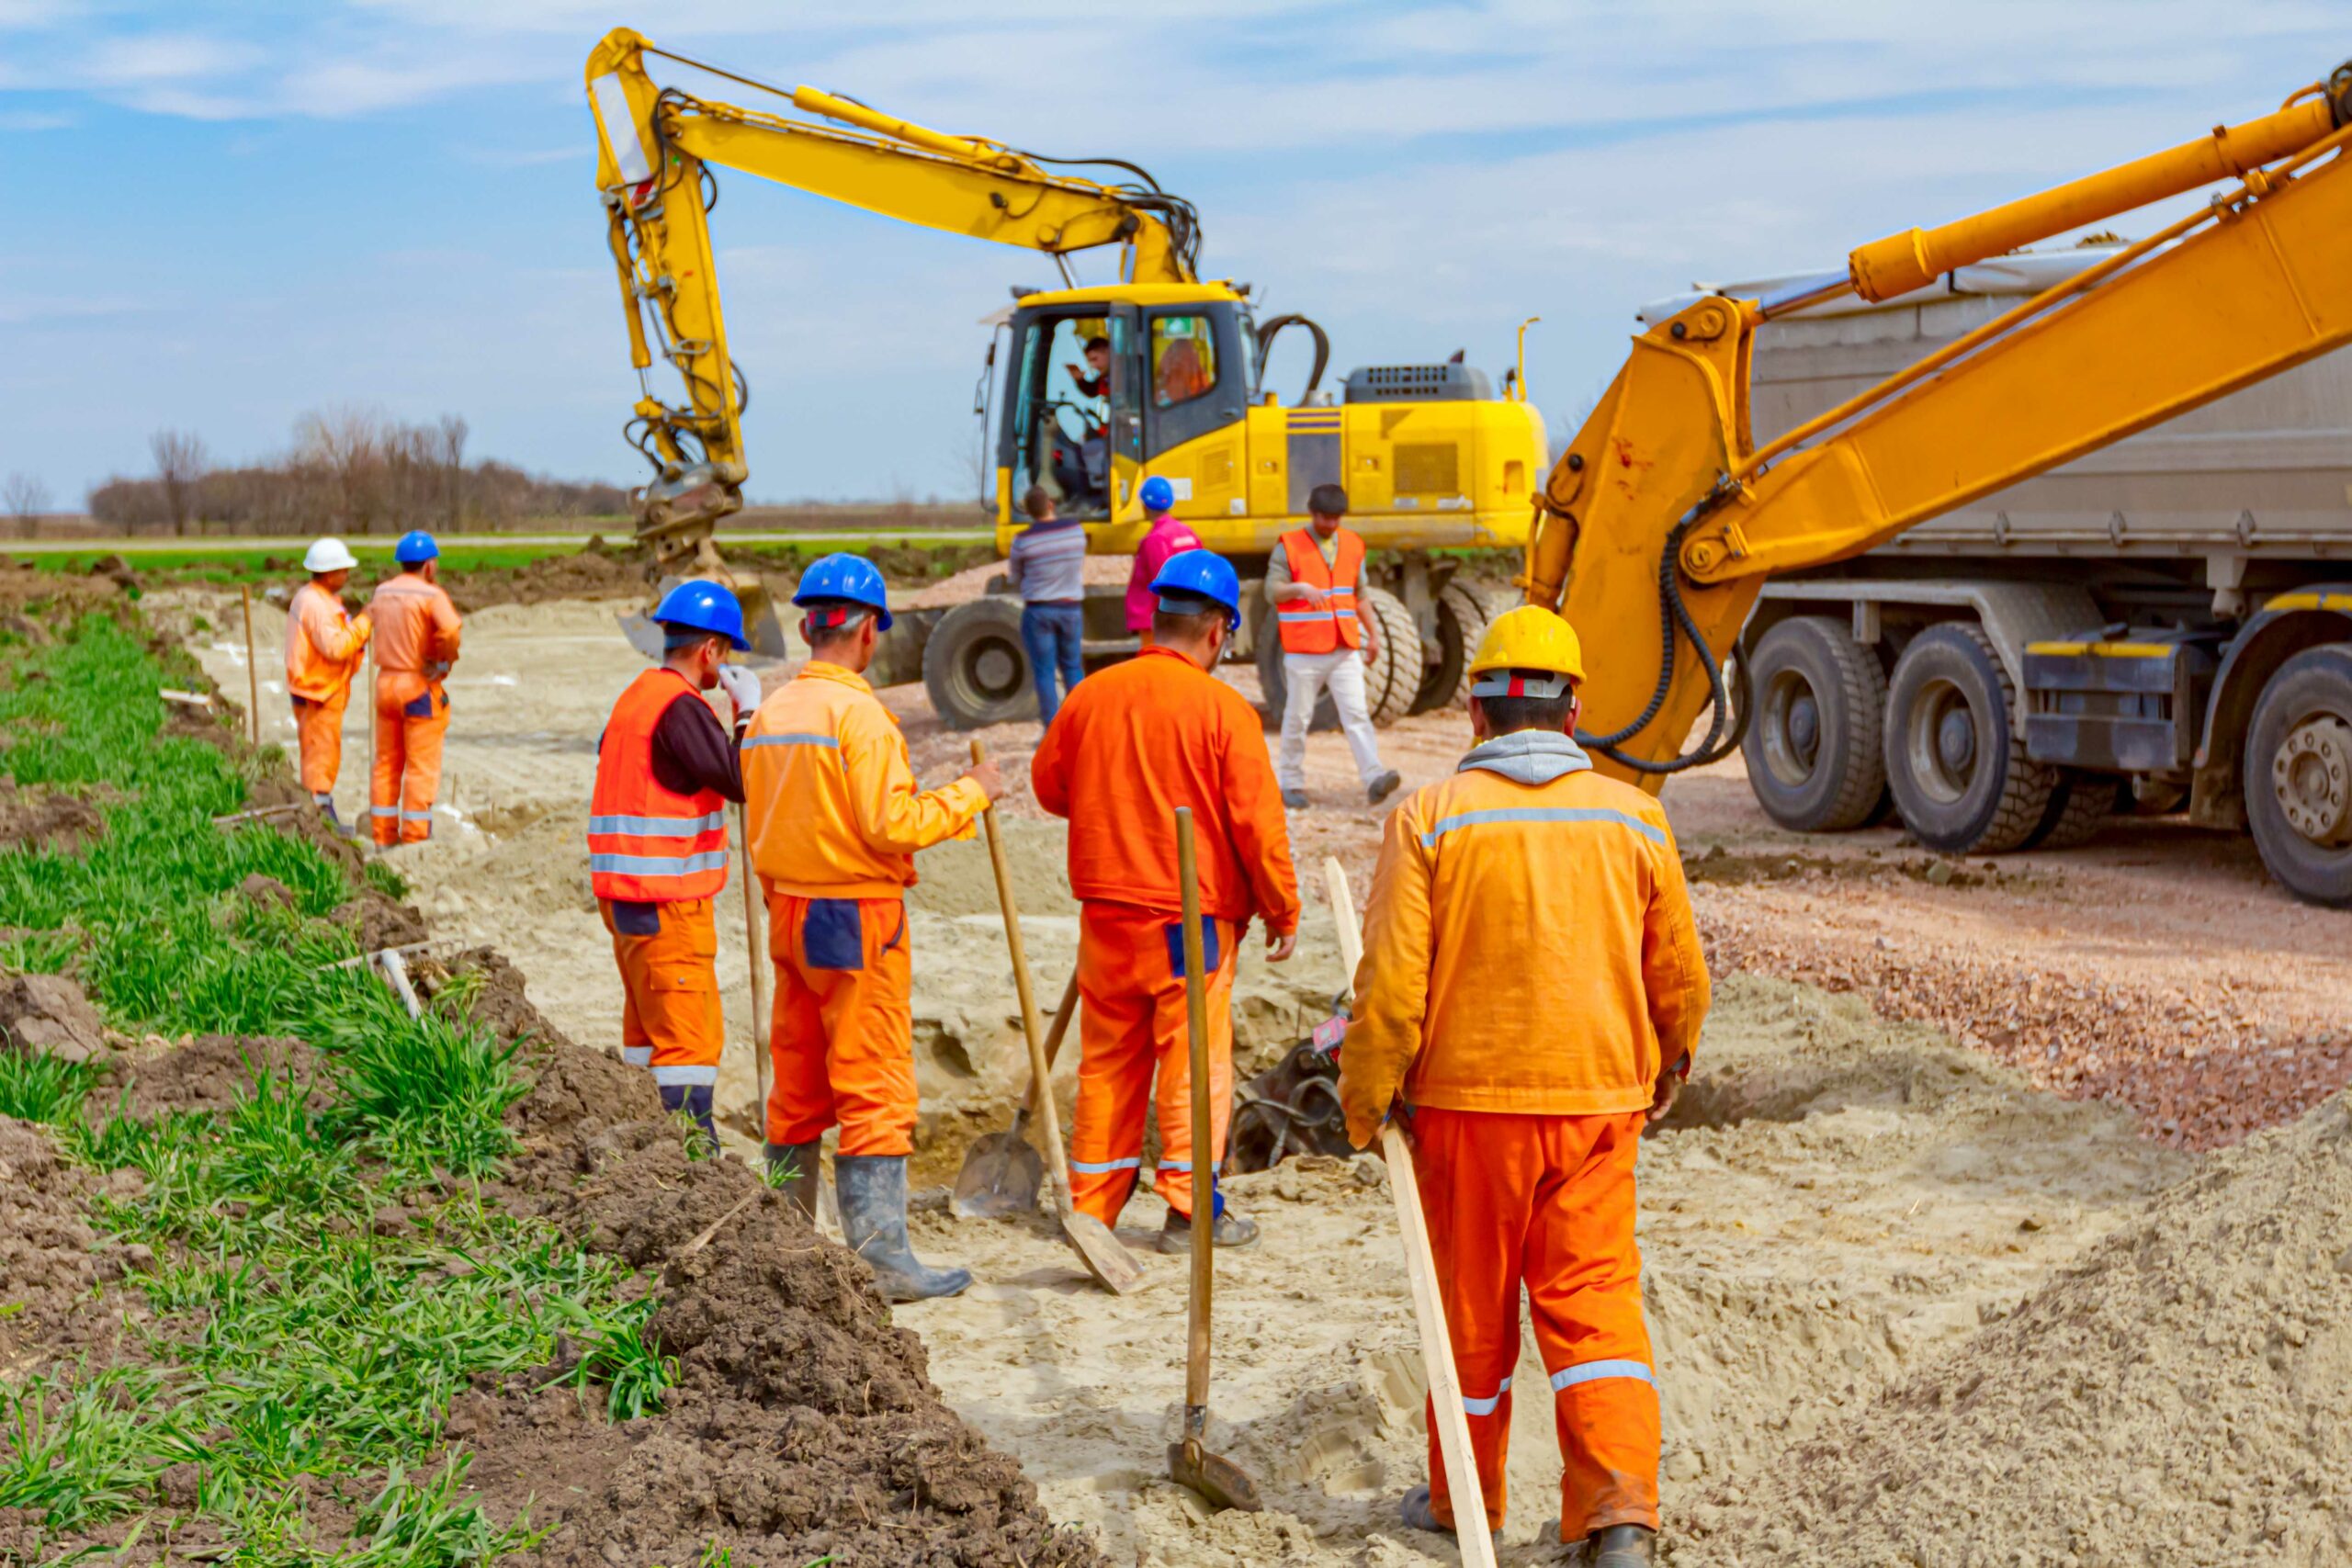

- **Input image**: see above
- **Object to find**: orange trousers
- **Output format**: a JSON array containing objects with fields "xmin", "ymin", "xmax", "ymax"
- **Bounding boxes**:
[
  {"xmin": 1068, "ymin": 900, "xmax": 1238, "ymax": 1224},
  {"xmin": 371, "ymin": 675, "xmax": 447, "ymax": 846},
  {"xmin": 1412, "ymin": 1106, "xmax": 1658, "ymax": 1541},
  {"xmin": 291, "ymin": 689, "xmax": 349, "ymax": 804},
  {"xmin": 766, "ymin": 892, "xmax": 915, "ymax": 1156},
  {"xmin": 602, "ymin": 897, "xmax": 724, "ymax": 1087}
]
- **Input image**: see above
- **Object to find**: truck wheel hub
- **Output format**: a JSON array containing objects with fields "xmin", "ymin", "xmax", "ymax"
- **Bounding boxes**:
[
  {"xmin": 1786, "ymin": 694, "xmax": 1820, "ymax": 760},
  {"xmin": 973, "ymin": 645, "xmax": 1018, "ymax": 694},
  {"xmin": 2272, "ymin": 716, "xmax": 2352, "ymax": 846},
  {"xmin": 1936, "ymin": 708, "xmax": 1977, "ymax": 773}
]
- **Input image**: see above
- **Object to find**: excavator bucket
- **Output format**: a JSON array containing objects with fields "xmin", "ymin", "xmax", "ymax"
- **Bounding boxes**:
[{"xmin": 619, "ymin": 574, "xmax": 793, "ymax": 662}]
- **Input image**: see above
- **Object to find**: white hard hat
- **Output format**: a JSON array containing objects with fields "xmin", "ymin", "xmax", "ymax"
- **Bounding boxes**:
[{"xmin": 303, "ymin": 536, "xmax": 358, "ymax": 573}]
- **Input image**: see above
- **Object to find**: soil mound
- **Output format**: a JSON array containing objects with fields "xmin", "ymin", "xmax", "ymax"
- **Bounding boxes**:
[
  {"xmin": 475, "ymin": 1099, "xmax": 1102, "ymax": 1566},
  {"xmin": 441, "ymin": 540, "xmax": 650, "ymax": 610},
  {"xmin": 507, "ymin": 1035, "xmax": 658, "ymax": 1141},
  {"xmin": 416, "ymin": 944, "xmax": 575, "ymax": 1051},
  {"xmin": 0, "ymin": 971, "xmax": 109, "ymax": 1062},
  {"xmin": 0, "ymin": 780, "xmax": 103, "ymax": 854},
  {"xmin": 0, "ymin": 1117, "xmax": 135, "ymax": 1359},
  {"xmin": 1670, "ymin": 1087, "xmax": 2352, "ymax": 1567},
  {"xmin": 118, "ymin": 1033, "xmax": 326, "ymax": 1119},
  {"xmin": 0, "ymin": 562, "xmax": 127, "ymax": 624},
  {"xmin": 330, "ymin": 886, "xmax": 430, "ymax": 951}
]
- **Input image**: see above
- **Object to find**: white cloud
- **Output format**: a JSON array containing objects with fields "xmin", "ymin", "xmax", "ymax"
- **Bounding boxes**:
[
  {"xmin": 83, "ymin": 31, "xmax": 259, "ymax": 85},
  {"xmin": 0, "ymin": 107, "xmax": 72, "ymax": 129}
]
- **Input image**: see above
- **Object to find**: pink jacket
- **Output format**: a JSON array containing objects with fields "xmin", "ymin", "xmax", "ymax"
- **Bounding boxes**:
[{"xmin": 1125, "ymin": 513, "xmax": 1204, "ymax": 632}]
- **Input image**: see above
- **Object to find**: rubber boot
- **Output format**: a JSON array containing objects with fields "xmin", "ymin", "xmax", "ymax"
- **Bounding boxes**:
[
  {"xmin": 835, "ymin": 1153, "xmax": 972, "ymax": 1302},
  {"xmin": 1589, "ymin": 1525, "xmax": 1657, "ymax": 1566},
  {"xmin": 659, "ymin": 1084, "xmax": 718, "ymax": 1154},
  {"xmin": 764, "ymin": 1139, "xmax": 822, "ymax": 1221}
]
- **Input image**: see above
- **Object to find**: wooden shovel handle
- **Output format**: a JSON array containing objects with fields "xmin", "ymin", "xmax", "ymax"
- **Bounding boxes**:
[
  {"xmin": 1176, "ymin": 808, "xmax": 1213, "ymax": 1413},
  {"xmin": 974, "ymin": 741, "xmax": 1075, "ymax": 1205}
]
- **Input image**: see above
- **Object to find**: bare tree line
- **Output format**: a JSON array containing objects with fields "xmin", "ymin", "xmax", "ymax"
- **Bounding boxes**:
[{"xmin": 85, "ymin": 407, "xmax": 630, "ymax": 536}]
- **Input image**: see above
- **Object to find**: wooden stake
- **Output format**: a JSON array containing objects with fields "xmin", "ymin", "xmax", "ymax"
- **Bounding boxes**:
[
  {"xmin": 240, "ymin": 583, "xmax": 260, "ymax": 745},
  {"xmin": 734, "ymin": 802, "xmax": 772, "ymax": 1141}
]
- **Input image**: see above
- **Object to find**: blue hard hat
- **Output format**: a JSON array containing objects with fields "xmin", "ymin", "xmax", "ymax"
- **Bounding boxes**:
[
  {"xmin": 394, "ymin": 530, "xmax": 438, "ymax": 564},
  {"xmin": 1139, "ymin": 476, "xmax": 1175, "ymax": 513},
  {"xmin": 791, "ymin": 552, "xmax": 894, "ymax": 632},
  {"xmin": 1149, "ymin": 548, "xmax": 1241, "ymax": 630},
  {"xmin": 651, "ymin": 579, "xmax": 750, "ymax": 652}
]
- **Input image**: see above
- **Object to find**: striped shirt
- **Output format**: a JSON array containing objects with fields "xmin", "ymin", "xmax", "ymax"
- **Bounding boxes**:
[{"xmin": 1008, "ymin": 519, "xmax": 1087, "ymax": 604}]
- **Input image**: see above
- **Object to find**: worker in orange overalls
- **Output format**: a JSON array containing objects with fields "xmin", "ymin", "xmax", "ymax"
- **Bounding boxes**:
[
  {"xmin": 366, "ymin": 531, "xmax": 463, "ymax": 848},
  {"xmin": 1032, "ymin": 548, "xmax": 1300, "ymax": 1254},
  {"xmin": 1339, "ymin": 606, "xmax": 1710, "ymax": 1568},
  {"xmin": 283, "ymin": 536, "xmax": 372, "ymax": 835},
  {"xmin": 588, "ymin": 581, "xmax": 763, "ymax": 1147},
  {"xmin": 743, "ymin": 552, "xmax": 998, "ymax": 1301}
]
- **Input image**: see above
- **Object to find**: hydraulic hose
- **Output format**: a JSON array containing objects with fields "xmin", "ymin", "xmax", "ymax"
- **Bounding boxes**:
[{"xmin": 1575, "ymin": 513, "xmax": 1751, "ymax": 775}]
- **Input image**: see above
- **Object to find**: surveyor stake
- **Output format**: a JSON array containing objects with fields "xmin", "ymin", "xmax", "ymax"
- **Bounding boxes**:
[
  {"xmin": 973, "ymin": 741, "xmax": 1144, "ymax": 1294},
  {"xmin": 1325, "ymin": 855, "xmax": 1497, "ymax": 1565},
  {"xmin": 1166, "ymin": 807, "xmax": 1262, "ymax": 1512},
  {"xmin": 951, "ymin": 971, "xmax": 1079, "ymax": 1219}
]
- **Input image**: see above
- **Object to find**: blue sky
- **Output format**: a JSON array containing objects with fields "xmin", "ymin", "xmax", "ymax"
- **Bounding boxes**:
[{"xmin": 2, "ymin": 1, "xmax": 2344, "ymax": 511}]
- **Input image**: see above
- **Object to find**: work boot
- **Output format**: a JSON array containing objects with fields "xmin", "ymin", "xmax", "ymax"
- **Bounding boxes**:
[
  {"xmin": 1399, "ymin": 1485, "xmax": 1502, "ymax": 1552},
  {"xmin": 1589, "ymin": 1524, "xmax": 1657, "ymax": 1566},
  {"xmin": 1368, "ymin": 769, "xmax": 1402, "ymax": 805},
  {"xmin": 1281, "ymin": 788, "xmax": 1309, "ymax": 810},
  {"xmin": 764, "ymin": 1139, "xmax": 822, "ymax": 1221},
  {"xmin": 1157, "ymin": 1204, "xmax": 1259, "ymax": 1253},
  {"xmin": 835, "ymin": 1154, "xmax": 972, "ymax": 1302}
]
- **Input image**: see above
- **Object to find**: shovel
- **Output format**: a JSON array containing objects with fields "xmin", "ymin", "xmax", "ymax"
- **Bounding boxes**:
[
  {"xmin": 972, "ymin": 741, "xmax": 1146, "ymax": 1295},
  {"xmin": 1325, "ymin": 855, "xmax": 1498, "ymax": 1567},
  {"xmin": 1166, "ymin": 806, "xmax": 1263, "ymax": 1513},
  {"xmin": 951, "ymin": 971, "xmax": 1079, "ymax": 1219}
]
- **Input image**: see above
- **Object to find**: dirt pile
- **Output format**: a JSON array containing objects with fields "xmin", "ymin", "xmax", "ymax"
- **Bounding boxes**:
[
  {"xmin": 0, "ymin": 971, "xmax": 110, "ymax": 1062},
  {"xmin": 0, "ymin": 1117, "xmax": 139, "ymax": 1361},
  {"xmin": 0, "ymin": 779, "xmax": 104, "ymax": 854},
  {"xmin": 117, "ymin": 1033, "xmax": 326, "ymax": 1119},
  {"xmin": 0, "ymin": 562, "xmax": 129, "ymax": 626},
  {"xmin": 1669, "ymin": 1086, "xmax": 2352, "ymax": 1567},
  {"xmin": 475, "ymin": 1108, "xmax": 1103, "ymax": 1566},
  {"xmin": 440, "ymin": 540, "xmax": 652, "ymax": 610}
]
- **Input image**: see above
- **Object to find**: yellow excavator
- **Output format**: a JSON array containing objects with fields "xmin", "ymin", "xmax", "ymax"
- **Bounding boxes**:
[
  {"xmin": 584, "ymin": 28, "xmax": 1544, "ymax": 709},
  {"xmin": 1525, "ymin": 64, "xmax": 2352, "ymax": 905}
]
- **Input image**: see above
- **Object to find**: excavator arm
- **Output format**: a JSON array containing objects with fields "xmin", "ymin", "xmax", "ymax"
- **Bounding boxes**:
[
  {"xmin": 1531, "ymin": 67, "xmax": 2352, "ymax": 785},
  {"xmin": 584, "ymin": 27, "xmax": 1201, "ymax": 558}
]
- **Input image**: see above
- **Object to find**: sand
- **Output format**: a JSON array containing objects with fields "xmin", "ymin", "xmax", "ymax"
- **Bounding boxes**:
[{"xmin": 165, "ymin": 591, "xmax": 2266, "ymax": 1564}]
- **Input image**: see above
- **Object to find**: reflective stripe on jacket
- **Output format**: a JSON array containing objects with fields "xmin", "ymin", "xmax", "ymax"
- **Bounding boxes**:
[
  {"xmin": 284, "ymin": 582, "xmax": 369, "ymax": 704},
  {"xmin": 1274, "ymin": 526, "xmax": 1364, "ymax": 655},
  {"xmin": 589, "ymin": 669, "xmax": 729, "ymax": 902},
  {"xmin": 1338, "ymin": 763, "xmax": 1710, "ymax": 1143},
  {"xmin": 744, "ymin": 661, "xmax": 986, "ymax": 899}
]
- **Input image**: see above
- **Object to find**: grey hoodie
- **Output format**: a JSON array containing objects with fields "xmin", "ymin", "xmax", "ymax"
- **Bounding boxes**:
[{"xmin": 1456, "ymin": 728, "xmax": 1594, "ymax": 786}]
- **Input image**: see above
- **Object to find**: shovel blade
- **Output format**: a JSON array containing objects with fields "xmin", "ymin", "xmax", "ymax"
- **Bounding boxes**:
[
  {"xmin": 1063, "ymin": 1208, "xmax": 1148, "ymax": 1296},
  {"xmin": 950, "ymin": 1127, "xmax": 1046, "ymax": 1220},
  {"xmin": 1167, "ymin": 1440, "xmax": 1262, "ymax": 1513}
]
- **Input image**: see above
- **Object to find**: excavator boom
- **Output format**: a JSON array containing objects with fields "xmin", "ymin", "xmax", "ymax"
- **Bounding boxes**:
[{"xmin": 1532, "ymin": 66, "xmax": 2352, "ymax": 784}]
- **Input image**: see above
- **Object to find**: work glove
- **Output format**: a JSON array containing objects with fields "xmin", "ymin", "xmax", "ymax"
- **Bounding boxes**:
[{"xmin": 716, "ymin": 661, "xmax": 762, "ymax": 718}]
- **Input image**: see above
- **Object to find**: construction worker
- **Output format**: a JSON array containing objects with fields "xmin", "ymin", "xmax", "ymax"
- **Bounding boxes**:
[
  {"xmin": 283, "ymin": 536, "xmax": 372, "ymax": 834},
  {"xmin": 1269, "ymin": 483, "xmax": 1400, "ymax": 810},
  {"xmin": 1338, "ymin": 606, "xmax": 1709, "ymax": 1567},
  {"xmin": 367, "ymin": 531, "xmax": 463, "ymax": 847},
  {"xmin": 1122, "ymin": 476, "xmax": 1201, "ymax": 637},
  {"xmin": 743, "ymin": 552, "xmax": 998, "ymax": 1301},
  {"xmin": 588, "ymin": 581, "xmax": 763, "ymax": 1147},
  {"xmin": 1033, "ymin": 548, "xmax": 1300, "ymax": 1252}
]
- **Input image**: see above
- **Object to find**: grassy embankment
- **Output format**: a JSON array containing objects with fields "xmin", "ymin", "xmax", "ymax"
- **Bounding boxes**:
[{"xmin": 0, "ymin": 615, "xmax": 671, "ymax": 1564}]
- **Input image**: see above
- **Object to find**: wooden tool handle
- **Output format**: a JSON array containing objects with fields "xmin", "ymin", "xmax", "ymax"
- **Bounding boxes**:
[
  {"xmin": 240, "ymin": 584, "xmax": 260, "ymax": 746},
  {"xmin": 1176, "ymin": 807, "xmax": 1213, "ymax": 1413},
  {"xmin": 1323, "ymin": 855, "xmax": 1497, "ymax": 1568},
  {"xmin": 735, "ymin": 802, "xmax": 772, "ymax": 1134},
  {"xmin": 1022, "ymin": 970, "xmax": 1080, "ymax": 1125},
  {"xmin": 975, "ymin": 741, "xmax": 1074, "ymax": 1205}
]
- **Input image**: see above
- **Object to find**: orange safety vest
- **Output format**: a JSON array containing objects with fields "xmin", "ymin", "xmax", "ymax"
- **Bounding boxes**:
[
  {"xmin": 588, "ymin": 669, "xmax": 729, "ymax": 903},
  {"xmin": 1274, "ymin": 527, "xmax": 1364, "ymax": 654}
]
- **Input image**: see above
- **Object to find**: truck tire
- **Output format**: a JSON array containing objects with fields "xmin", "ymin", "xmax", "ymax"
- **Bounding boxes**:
[
  {"xmin": 1255, "ymin": 584, "xmax": 1422, "ymax": 730},
  {"xmin": 2243, "ymin": 643, "xmax": 2352, "ymax": 907},
  {"xmin": 2023, "ymin": 770, "xmax": 2119, "ymax": 851},
  {"xmin": 1740, "ymin": 615, "xmax": 1887, "ymax": 832},
  {"xmin": 922, "ymin": 596, "xmax": 1035, "ymax": 731},
  {"xmin": 1883, "ymin": 623, "xmax": 2055, "ymax": 853},
  {"xmin": 1408, "ymin": 581, "xmax": 1502, "ymax": 715}
]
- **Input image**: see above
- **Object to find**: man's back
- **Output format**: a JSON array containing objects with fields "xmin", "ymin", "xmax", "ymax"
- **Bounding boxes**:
[
  {"xmin": 1032, "ymin": 646, "xmax": 1298, "ymax": 931},
  {"xmin": 368, "ymin": 574, "xmax": 459, "ymax": 673}
]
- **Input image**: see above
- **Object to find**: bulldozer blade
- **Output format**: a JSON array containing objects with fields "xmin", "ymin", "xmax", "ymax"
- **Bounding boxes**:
[
  {"xmin": 1167, "ymin": 1437, "xmax": 1262, "ymax": 1513},
  {"xmin": 950, "ymin": 1112, "xmax": 1046, "ymax": 1219}
]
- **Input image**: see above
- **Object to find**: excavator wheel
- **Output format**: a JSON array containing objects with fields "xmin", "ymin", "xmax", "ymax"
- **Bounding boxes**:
[
  {"xmin": 922, "ymin": 596, "xmax": 1035, "ymax": 730},
  {"xmin": 1407, "ymin": 581, "xmax": 1504, "ymax": 715}
]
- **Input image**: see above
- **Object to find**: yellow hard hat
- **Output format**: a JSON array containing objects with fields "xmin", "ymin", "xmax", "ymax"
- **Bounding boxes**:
[{"xmin": 1467, "ymin": 605, "xmax": 1584, "ymax": 684}]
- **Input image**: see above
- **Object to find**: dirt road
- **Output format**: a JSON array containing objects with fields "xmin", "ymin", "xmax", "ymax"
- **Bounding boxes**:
[{"xmin": 165, "ymin": 587, "xmax": 2352, "ymax": 1562}]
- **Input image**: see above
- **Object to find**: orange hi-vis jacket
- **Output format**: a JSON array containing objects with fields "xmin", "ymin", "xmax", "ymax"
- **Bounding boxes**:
[
  {"xmin": 368, "ymin": 573, "xmax": 462, "ymax": 696},
  {"xmin": 1031, "ymin": 644, "xmax": 1302, "ymax": 934},
  {"xmin": 743, "ymin": 661, "xmax": 986, "ymax": 898},
  {"xmin": 1274, "ymin": 526, "xmax": 1364, "ymax": 654},
  {"xmin": 1339, "ymin": 753, "xmax": 1710, "ymax": 1145},
  {"xmin": 589, "ymin": 669, "xmax": 730, "ymax": 903},
  {"xmin": 284, "ymin": 582, "xmax": 369, "ymax": 703}
]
